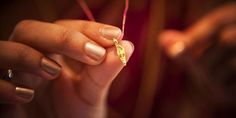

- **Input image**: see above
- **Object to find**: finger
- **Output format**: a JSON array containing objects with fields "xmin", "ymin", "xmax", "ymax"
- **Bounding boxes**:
[
  {"xmin": 86, "ymin": 40, "xmax": 134, "ymax": 86},
  {"xmin": 78, "ymin": 40, "xmax": 134, "ymax": 106},
  {"xmin": 220, "ymin": 24, "xmax": 236, "ymax": 46},
  {"xmin": 11, "ymin": 20, "xmax": 107, "ymax": 65},
  {"xmin": 55, "ymin": 20, "xmax": 123, "ymax": 47},
  {"xmin": 159, "ymin": 30, "xmax": 187, "ymax": 58},
  {"xmin": 159, "ymin": 3, "xmax": 236, "ymax": 58},
  {"xmin": 185, "ymin": 3, "xmax": 236, "ymax": 43},
  {"xmin": 0, "ymin": 41, "xmax": 61, "ymax": 80},
  {"xmin": 0, "ymin": 79, "xmax": 34, "ymax": 104}
]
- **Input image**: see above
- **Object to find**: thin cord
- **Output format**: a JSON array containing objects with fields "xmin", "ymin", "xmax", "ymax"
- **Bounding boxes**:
[
  {"xmin": 77, "ymin": 0, "xmax": 95, "ymax": 21},
  {"xmin": 122, "ymin": 0, "xmax": 129, "ymax": 34},
  {"xmin": 77, "ymin": 0, "xmax": 129, "ymax": 37}
]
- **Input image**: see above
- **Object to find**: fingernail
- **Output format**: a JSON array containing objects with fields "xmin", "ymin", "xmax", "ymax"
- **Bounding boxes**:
[
  {"xmin": 41, "ymin": 58, "xmax": 61, "ymax": 77},
  {"xmin": 168, "ymin": 41, "xmax": 185, "ymax": 58},
  {"xmin": 100, "ymin": 26, "xmax": 122, "ymax": 40},
  {"xmin": 84, "ymin": 42, "xmax": 106, "ymax": 61},
  {"xmin": 15, "ymin": 87, "xmax": 34, "ymax": 102}
]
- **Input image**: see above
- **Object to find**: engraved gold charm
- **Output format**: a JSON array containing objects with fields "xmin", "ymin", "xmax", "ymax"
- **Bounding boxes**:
[{"xmin": 113, "ymin": 39, "xmax": 127, "ymax": 66}]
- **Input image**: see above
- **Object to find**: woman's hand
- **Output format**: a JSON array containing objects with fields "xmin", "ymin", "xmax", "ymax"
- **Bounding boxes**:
[
  {"xmin": 159, "ymin": 3, "xmax": 236, "ymax": 59},
  {"xmin": 159, "ymin": 2, "xmax": 236, "ymax": 107},
  {"xmin": 0, "ymin": 20, "xmax": 134, "ymax": 118}
]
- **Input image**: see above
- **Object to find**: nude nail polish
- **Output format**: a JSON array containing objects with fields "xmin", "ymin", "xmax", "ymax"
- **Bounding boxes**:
[
  {"xmin": 15, "ymin": 87, "xmax": 34, "ymax": 102},
  {"xmin": 41, "ymin": 58, "xmax": 61, "ymax": 77},
  {"xmin": 84, "ymin": 42, "xmax": 106, "ymax": 61},
  {"xmin": 100, "ymin": 26, "xmax": 122, "ymax": 40}
]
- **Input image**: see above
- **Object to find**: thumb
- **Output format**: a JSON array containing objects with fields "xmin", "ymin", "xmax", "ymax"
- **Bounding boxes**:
[
  {"xmin": 78, "ymin": 40, "xmax": 134, "ymax": 105},
  {"xmin": 85, "ymin": 40, "xmax": 134, "ymax": 86}
]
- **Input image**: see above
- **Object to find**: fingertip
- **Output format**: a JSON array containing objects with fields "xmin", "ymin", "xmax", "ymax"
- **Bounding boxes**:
[
  {"xmin": 84, "ymin": 42, "xmax": 106, "ymax": 64},
  {"xmin": 99, "ymin": 25, "xmax": 122, "ymax": 40},
  {"xmin": 15, "ymin": 87, "xmax": 34, "ymax": 104},
  {"xmin": 158, "ymin": 30, "xmax": 187, "ymax": 58},
  {"xmin": 40, "ymin": 57, "xmax": 62, "ymax": 80},
  {"xmin": 82, "ymin": 40, "xmax": 134, "ymax": 88},
  {"xmin": 158, "ymin": 30, "xmax": 183, "ymax": 47},
  {"xmin": 120, "ymin": 40, "xmax": 134, "ymax": 61},
  {"xmin": 0, "ymin": 80, "xmax": 34, "ymax": 104},
  {"xmin": 167, "ymin": 41, "xmax": 186, "ymax": 58}
]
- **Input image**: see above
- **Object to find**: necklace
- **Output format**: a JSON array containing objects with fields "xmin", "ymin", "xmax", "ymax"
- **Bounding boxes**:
[{"xmin": 77, "ymin": 0, "xmax": 129, "ymax": 65}]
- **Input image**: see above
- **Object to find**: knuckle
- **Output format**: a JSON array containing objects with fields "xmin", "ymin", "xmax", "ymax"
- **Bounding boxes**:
[
  {"xmin": 80, "ymin": 20, "xmax": 101, "ymax": 34},
  {"xmin": 56, "ymin": 28, "xmax": 75, "ymax": 52},
  {"xmin": 79, "ymin": 20, "xmax": 89, "ymax": 32},
  {"xmin": 15, "ymin": 45, "xmax": 34, "ymax": 66}
]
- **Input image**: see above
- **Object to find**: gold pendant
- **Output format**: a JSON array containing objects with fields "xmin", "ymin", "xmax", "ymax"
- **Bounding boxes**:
[{"xmin": 113, "ymin": 39, "xmax": 127, "ymax": 66}]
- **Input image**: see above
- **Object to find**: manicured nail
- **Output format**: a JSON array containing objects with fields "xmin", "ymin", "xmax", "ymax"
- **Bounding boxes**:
[
  {"xmin": 168, "ymin": 41, "xmax": 185, "ymax": 58},
  {"xmin": 15, "ymin": 87, "xmax": 34, "ymax": 102},
  {"xmin": 41, "ymin": 58, "xmax": 61, "ymax": 77},
  {"xmin": 100, "ymin": 26, "xmax": 122, "ymax": 40},
  {"xmin": 84, "ymin": 42, "xmax": 106, "ymax": 61}
]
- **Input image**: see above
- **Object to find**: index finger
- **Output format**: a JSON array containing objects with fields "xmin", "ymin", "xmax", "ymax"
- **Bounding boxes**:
[
  {"xmin": 55, "ymin": 20, "xmax": 123, "ymax": 47},
  {"xmin": 11, "ymin": 20, "xmax": 108, "ymax": 65}
]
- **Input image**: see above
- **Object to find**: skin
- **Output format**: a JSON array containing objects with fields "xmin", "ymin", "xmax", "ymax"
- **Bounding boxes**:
[
  {"xmin": 159, "ymin": 3, "xmax": 236, "ymax": 59},
  {"xmin": 0, "ymin": 20, "xmax": 134, "ymax": 118},
  {"xmin": 159, "ymin": 3, "xmax": 236, "ymax": 117}
]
